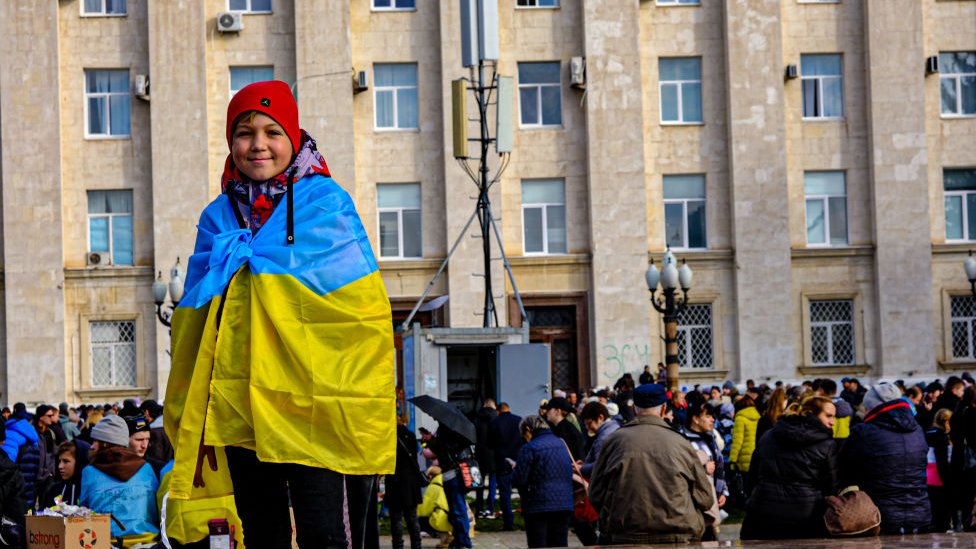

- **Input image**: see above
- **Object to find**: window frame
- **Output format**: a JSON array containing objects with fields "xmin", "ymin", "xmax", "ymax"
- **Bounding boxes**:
[
  {"xmin": 515, "ymin": 0, "xmax": 560, "ymax": 8},
  {"xmin": 663, "ymin": 174, "xmax": 707, "ymax": 250},
  {"xmin": 377, "ymin": 183, "xmax": 423, "ymax": 260},
  {"xmin": 227, "ymin": 0, "xmax": 272, "ymax": 14},
  {"xmin": 939, "ymin": 51, "xmax": 976, "ymax": 118},
  {"xmin": 521, "ymin": 179, "xmax": 567, "ymax": 256},
  {"xmin": 84, "ymin": 69, "xmax": 131, "ymax": 139},
  {"xmin": 944, "ymin": 169, "xmax": 976, "ymax": 242},
  {"xmin": 676, "ymin": 303, "xmax": 714, "ymax": 370},
  {"xmin": 949, "ymin": 295, "xmax": 976, "ymax": 361},
  {"xmin": 656, "ymin": 0, "xmax": 700, "ymax": 5},
  {"xmin": 659, "ymin": 57, "xmax": 703, "ymax": 125},
  {"xmin": 374, "ymin": 63, "xmax": 420, "ymax": 131},
  {"xmin": 81, "ymin": 0, "xmax": 127, "ymax": 17},
  {"xmin": 229, "ymin": 65, "xmax": 275, "ymax": 96},
  {"xmin": 801, "ymin": 54, "xmax": 845, "ymax": 120},
  {"xmin": 88, "ymin": 318, "xmax": 138, "ymax": 388},
  {"xmin": 806, "ymin": 298, "xmax": 856, "ymax": 366},
  {"xmin": 87, "ymin": 190, "xmax": 134, "ymax": 266},
  {"xmin": 371, "ymin": 0, "xmax": 416, "ymax": 11},
  {"xmin": 517, "ymin": 61, "xmax": 563, "ymax": 128},
  {"xmin": 804, "ymin": 171, "xmax": 848, "ymax": 247}
]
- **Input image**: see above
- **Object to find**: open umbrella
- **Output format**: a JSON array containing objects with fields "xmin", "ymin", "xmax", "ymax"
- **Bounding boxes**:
[{"xmin": 408, "ymin": 395, "xmax": 477, "ymax": 444}]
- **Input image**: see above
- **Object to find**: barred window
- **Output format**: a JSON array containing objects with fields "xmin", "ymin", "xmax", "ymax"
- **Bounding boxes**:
[
  {"xmin": 810, "ymin": 300, "xmax": 854, "ymax": 365},
  {"xmin": 677, "ymin": 304, "xmax": 713, "ymax": 369},
  {"xmin": 951, "ymin": 296, "xmax": 976, "ymax": 360},
  {"xmin": 90, "ymin": 320, "xmax": 136, "ymax": 387}
]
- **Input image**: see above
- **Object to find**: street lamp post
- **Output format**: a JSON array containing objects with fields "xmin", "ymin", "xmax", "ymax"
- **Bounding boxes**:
[
  {"xmin": 645, "ymin": 247, "xmax": 693, "ymax": 393},
  {"xmin": 153, "ymin": 257, "xmax": 185, "ymax": 329},
  {"xmin": 965, "ymin": 250, "xmax": 976, "ymax": 298}
]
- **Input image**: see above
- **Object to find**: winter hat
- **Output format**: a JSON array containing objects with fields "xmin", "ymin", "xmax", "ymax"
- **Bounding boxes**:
[
  {"xmin": 722, "ymin": 380, "xmax": 736, "ymax": 391},
  {"xmin": 123, "ymin": 415, "xmax": 150, "ymax": 436},
  {"xmin": 543, "ymin": 397, "xmax": 573, "ymax": 413},
  {"xmin": 91, "ymin": 414, "xmax": 130, "ymax": 447},
  {"xmin": 862, "ymin": 382, "xmax": 903, "ymax": 412},
  {"xmin": 633, "ymin": 383, "xmax": 668, "ymax": 408},
  {"xmin": 606, "ymin": 402, "xmax": 620, "ymax": 417},
  {"xmin": 226, "ymin": 80, "xmax": 301, "ymax": 153}
]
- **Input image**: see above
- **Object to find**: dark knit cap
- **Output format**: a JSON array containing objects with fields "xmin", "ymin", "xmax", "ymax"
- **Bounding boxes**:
[{"xmin": 633, "ymin": 383, "xmax": 668, "ymax": 408}]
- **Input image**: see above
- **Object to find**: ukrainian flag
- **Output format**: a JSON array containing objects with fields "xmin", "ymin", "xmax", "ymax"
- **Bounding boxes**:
[{"xmin": 163, "ymin": 174, "xmax": 396, "ymax": 543}]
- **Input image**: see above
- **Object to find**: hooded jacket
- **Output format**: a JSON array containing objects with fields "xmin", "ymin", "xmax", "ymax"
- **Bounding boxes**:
[
  {"xmin": 512, "ymin": 429, "xmax": 574, "ymax": 514},
  {"xmin": 3, "ymin": 418, "xmax": 39, "ymax": 508},
  {"xmin": 80, "ymin": 446, "xmax": 160, "ymax": 538},
  {"xmin": 0, "ymin": 450, "xmax": 27, "ymax": 526},
  {"xmin": 740, "ymin": 414, "xmax": 837, "ymax": 539},
  {"xmin": 729, "ymin": 406, "xmax": 761, "ymax": 472},
  {"xmin": 838, "ymin": 399, "xmax": 931, "ymax": 533},
  {"xmin": 831, "ymin": 397, "xmax": 854, "ymax": 439},
  {"xmin": 40, "ymin": 439, "xmax": 90, "ymax": 508}
]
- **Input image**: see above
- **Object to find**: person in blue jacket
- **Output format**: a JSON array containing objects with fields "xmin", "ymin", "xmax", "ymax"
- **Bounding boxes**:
[
  {"xmin": 79, "ymin": 414, "xmax": 160, "ymax": 543},
  {"xmin": 512, "ymin": 414, "xmax": 574, "ymax": 549},
  {"xmin": 3, "ymin": 411, "xmax": 40, "ymax": 510}
]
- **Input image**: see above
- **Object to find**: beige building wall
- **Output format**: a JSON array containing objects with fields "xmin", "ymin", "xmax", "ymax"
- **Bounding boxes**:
[{"xmin": 2, "ymin": 1, "xmax": 976, "ymax": 404}]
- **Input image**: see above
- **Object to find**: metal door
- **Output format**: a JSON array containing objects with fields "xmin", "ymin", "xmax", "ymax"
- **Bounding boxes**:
[{"xmin": 497, "ymin": 343, "xmax": 551, "ymax": 418}]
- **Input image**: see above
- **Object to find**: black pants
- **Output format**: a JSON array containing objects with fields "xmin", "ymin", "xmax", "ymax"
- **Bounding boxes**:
[
  {"xmin": 523, "ymin": 511, "xmax": 570, "ymax": 549},
  {"xmin": 388, "ymin": 504, "xmax": 422, "ymax": 549},
  {"xmin": 225, "ymin": 446, "xmax": 375, "ymax": 549}
]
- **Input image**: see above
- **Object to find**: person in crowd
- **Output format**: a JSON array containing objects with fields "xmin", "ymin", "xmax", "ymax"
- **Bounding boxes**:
[
  {"xmin": 755, "ymin": 387, "xmax": 787, "ymax": 444},
  {"xmin": 716, "ymin": 402, "xmax": 735, "ymax": 461},
  {"xmin": 543, "ymin": 397, "xmax": 585, "ymax": 462},
  {"xmin": 0, "ymin": 422, "xmax": 27, "ymax": 537},
  {"xmin": 916, "ymin": 382, "xmax": 944, "ymax": 430},
  {"xmin": 140, "ymin": 400, "xmax": 174, "ymax": 464},
  {"xmin": 926, "ymin": 408, "xmax": 954, "ymax": 532},
  {"xmin": 937, "ymin": 377, "xmax": 965, "ymax": 418},
  {"xmin": 722, "ymin": 381, "xmax": 737, "ymax": 403},
  {"xmin": 951, "ymin": 385, "xmax": 976, "ymax": 531},
  {"xmin": 167, "ymin": 80, "xmax": 395, "ymax": 549},
  {"xmin": 817, "ymin": 379, "xmax": 853, "ymax": 439},
  {"xmin": 839, "ymin": 382, "xmax": 931, "ymax": 534},
  {"xmin": 589, "ymin": 383, "xmax": 714, "ymax": 545},
  {"xmin": 424, "ymin": 424, "xmax": 473, "ymax": 549},
  {"xmin": 671, "ymin": 390, "xmax": 688, "ymax": 428},
  {"xmin": 57, "ymin": 403, "xmax": 80, "ymax": 442},
  {"xmin": 740, "ymin": 396, "xmax": 838, "ymax": 539},
  {"xmin": 40, "ymin": 439, "xmax": 90, "ymax": 508},
  {"xmin": 80, "ymin": 414, "xmax": 160, "ymax": 545},
  {"xmin": 512, "ymin": 414, "xmax": 574, "ymax": 549},
  {"xmin": 573, "ymin": 401, "xmax": 620, "ymax": 546},
  {"xmin": 840, "ymin": 377, "xmax": 867, "ymax": 407},
  {"xmin": 681, "ymin": 401, "xmax": 728, "ymax": 540},
  {"xmin": 729, "ymin": 395, "xmax": 760, "ymax": 493},
  {"xmin": 386, "ymin": 418, "xmax": 423, "ymax": 549},
  {"xmin": 77, "ymin": 408, "xmax": 103, "ymax": 444},
  {"xmin": 3, "ymin": 409, "xmax": 40, "ymax": 511},
  {"xmin": 487, "ymin": 402, "xmax": 521, "ymax": 531},
  {"xmin": 32, "ymin": 404, "xmax": 60, "ymax": 508},
  {"xmin": 638, "ymin": 365, "xmax": 654, "ymax": 385},
  {"xmin": 1, "ymin": 407, "xmax": 10, "ymax": 422},
  {"xmin": 124, "ymin": 414, "xmax": 165, "ymax": 479},
  {"xmin": 417, "ymin": 466, "xmax": 452, "ymax": 548},
  {"xmin": 473, "ymin": 399, "xmax": 497, "ymax": 519},
  {"xmin": 612, "ymin": 377, "xmax": 636, "ymax": 423}
]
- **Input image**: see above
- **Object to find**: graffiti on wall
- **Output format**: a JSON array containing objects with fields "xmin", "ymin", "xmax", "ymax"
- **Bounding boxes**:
[{"xmin": 601, "ymin": 341, "xmax": 652, "ymax": 381}]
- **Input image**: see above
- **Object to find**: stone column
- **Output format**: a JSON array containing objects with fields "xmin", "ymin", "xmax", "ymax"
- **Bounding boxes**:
[
  {"xmin": 582, "ymin": 0, "xmax": 651, "ymax": 385},
  {"xmin": 147, "ymin": 1, "xmax": 212, "ymax": 396},
  {"xmin": 0, "ymin": 1, "xmax": 66, "ymax": 402},
  {"xmin": 864, "ymin": 0, "xmax": 934, "ymax": 377},
  {"xmin": 723, "ymin": 1, "xmax": 794, "ymax": 380}
]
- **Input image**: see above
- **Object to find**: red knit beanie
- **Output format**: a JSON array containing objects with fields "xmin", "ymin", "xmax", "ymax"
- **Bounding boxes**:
[{"xmin": 226, "ymin": 80, "xmax": 301, "ymax": 153}]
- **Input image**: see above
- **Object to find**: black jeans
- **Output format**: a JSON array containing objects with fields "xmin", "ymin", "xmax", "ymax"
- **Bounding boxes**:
[
  {"xmin": 388, "ymin": 504, "xmax": 421, "ymax": 549},
  {"xmin": 523, "ymin": 511, "xmax": 570, "ymax": 549},
  {"xmin": 225, "ymin": 446, "xmax": 375, "ymax": 549}
]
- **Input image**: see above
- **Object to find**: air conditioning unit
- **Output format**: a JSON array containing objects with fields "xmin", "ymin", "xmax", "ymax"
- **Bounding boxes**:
[
  {"xmin": 134, "ymin": 74, "xmax": 150, "ymax": 101},
  {"xmin": 785, "ymin": 64, "xmax": 799, "ymax": 80},
  {"xmin": 925, "ymin": 55, "xmax": 939, "ymax": 75},
  {"xmin": 570, "ymin": 56, "xmax": 586, "ymax": 88},
  {"xmin": 217, "ymin": 11, "xmax": 243, "ymax": 33},
  {"xmin": 353, "ymin": 70, "xmax": 368, "ymax": 94},
  {"xmin": 87, "ymin": 252, "xmax": 103, "ymax": 267}
]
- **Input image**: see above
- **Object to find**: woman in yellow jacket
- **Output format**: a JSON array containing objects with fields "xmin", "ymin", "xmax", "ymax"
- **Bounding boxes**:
[
  {"xmin": 417, "ymin": 466, "xmax": 452, "ymax": 545},
  {"xmin": 729, "ymin": 396, "xmax": 761, "ymax": 478}
]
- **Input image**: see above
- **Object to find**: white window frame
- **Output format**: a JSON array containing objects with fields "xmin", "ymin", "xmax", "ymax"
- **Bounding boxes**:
[
  {"xmin": 944, "ymin": 169, "xmax": 976, "ymax": 242},
  {"xmin": 663, "ymin": 175, "xmax": 707, "ymax": 250},
  {"xmin": 659, "ymin": 57, "xmax": 703, "ymax": 125},
  {"xmin": 229, "ymin": 66, "xmax": 275, "ymax": 96},
  {"xmin": 940, "ymin": 51, "xmax": 976, "ymax": 118},
  {"xmin": 949, "ymin": 295, "xmax": 976, "ymax": 361},
  {"xmin": 84, "ymin": 69, "xmax": 131, "ymax": 139},
  {"xmin": 521, "ymin": 179, "xmax": 567, "ymax": 255},
  {"xmin": 228, "ymin": 0, "xmax": 272, "ymax": 14},
  {"xmin": 516, "ymin": 0, "xmax": 559, "ymax": 7},
  {"xmin": 656, "ymin": 0, "xmax": 700, "ymax": 5},
  {"xmin": 374, "ymin": 63, "xmax": 419, "ymax": 131},
  {"xmin": 81, "ymin": 0, "xmax": 127, "ymax": 16},
  {"xmin": 804, "ymin": 171, "xmax": 848, "ymax": 247},
  {"xmin": 808, "ymin": 299, "xmax": 855, "ymax": 366},
  {"xmin": 801, "ymin": 54, "xmax": 844, "ymax": 120},
  {"xmin": 372, "ymin": 0, "xmax": 416, "ymax": 10},
  {"xmin": 518, "ymin": 62, "xmax": 562, "ymax": 128},
  {"xmin": 676, "ymin": 303, "xmax": 713, "ymax": 370},
  {"xmin": 87, "ymin": 190, "xmax": 133, "ymax": 266},
  {"xmin": 89, "ymin": 319, "xmax": 138, "ymax": 388},
  {"xmin": 377, "ymin": 183, "xmax": 422, "ymax": 260}
]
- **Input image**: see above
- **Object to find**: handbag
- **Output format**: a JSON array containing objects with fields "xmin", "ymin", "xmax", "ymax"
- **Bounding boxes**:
[
  {"xmin": 456, "ymin": 447, "xmax": 482, "ymax": 490},
  {"xmin": 397, "ymin": 436, "xmax": 429, "ymax": 488},
  {"xmin": 0, "ymin": 515, "xmax": 22, "ymax": 549},
  {"xmin": 562, "ymin": 441, "xmax": 599, "ymax": 523},
  {"xmin": 823, "ymin": 486, "xmax": 881, "ymax": 537}
]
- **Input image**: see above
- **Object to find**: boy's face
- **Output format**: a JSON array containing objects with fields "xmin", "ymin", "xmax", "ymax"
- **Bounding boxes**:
[{"xmin": 232, "ymin": 112, "xmax": 295, "ymax": 181}]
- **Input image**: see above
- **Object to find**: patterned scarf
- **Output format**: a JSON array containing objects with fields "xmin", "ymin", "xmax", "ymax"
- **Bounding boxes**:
[{"xmin": 221, "ymin": 130, "xmax": 331, "ymax": 233}]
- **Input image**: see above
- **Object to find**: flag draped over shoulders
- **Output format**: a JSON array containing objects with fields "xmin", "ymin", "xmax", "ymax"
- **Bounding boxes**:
[{"xmin": 164, "ymin": 174, "xmax": 396, "ymax": 506}]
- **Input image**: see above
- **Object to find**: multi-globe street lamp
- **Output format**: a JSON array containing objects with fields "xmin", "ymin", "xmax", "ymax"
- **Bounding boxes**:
[
  {"xmin": 645, "ymin": 247, "xmax": 693, "ymax": 393},
  {"xmin": 152, "ymin": 257, "xmax": 184, "ymax": 329},
  {"xmin": 965, "ymin": 251, "xmax": 976, "ymax": 299}
]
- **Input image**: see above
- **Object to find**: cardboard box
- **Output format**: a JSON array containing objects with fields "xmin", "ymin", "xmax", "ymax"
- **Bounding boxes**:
[{"xmin": 26, "ymin": 514, "xmax": 111, "ymax": 549}]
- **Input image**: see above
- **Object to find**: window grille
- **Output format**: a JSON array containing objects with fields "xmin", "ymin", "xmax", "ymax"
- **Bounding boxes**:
[
  {"xmin": 90, "ymin": 320, "xmax": 136, "ymax": 387},
  {"xmin": 677, "ymin": 304, "xmax": 713, "ymax": 369},
  {"xmin": 951, "ymin": 296, "xmax": 976, "ymax": 360},
  {"xmin": 809, "ymin": 300, "xmax": 854, "ymax": 365}
]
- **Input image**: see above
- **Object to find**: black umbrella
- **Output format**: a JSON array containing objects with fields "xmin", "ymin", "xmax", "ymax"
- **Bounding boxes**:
[{"xmin": 408, "ymin": 394, "xmax": 477, "ymax": 444}]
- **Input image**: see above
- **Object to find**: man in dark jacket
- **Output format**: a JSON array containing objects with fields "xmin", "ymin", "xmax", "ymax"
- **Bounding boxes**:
[
  {"xmin": 839, "ymin": 384, "xmax": 931, "ymax": 534},
  {"xmin": 33, "ymin": 405, "xmax": 60, "ymax": 508},
  {"xmin": 544, "ymin": 397, "xmax": 585, "ymax": 461},
  {"xmin": 487, "ymin": 403, "xmax": 521, "ymax": 531},
  {"xmin": 139, "ymin": 400, "xmax": 174, "ymax": 464},
  {"xmin": 0, "ymin": 422, "xmax": 28, "ymax": 539},
  {"xmin": 473, "ymin": 399, "xmax": 497, "ymax": 519},
  {"xmin": 424, "ymin": 425, "xmax": 473, "ymax": 549}
]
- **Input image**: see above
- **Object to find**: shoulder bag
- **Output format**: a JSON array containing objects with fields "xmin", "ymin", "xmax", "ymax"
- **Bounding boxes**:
[{"xmin": 823, "ymin": 485, "xmax": 881, "ymax": 537}]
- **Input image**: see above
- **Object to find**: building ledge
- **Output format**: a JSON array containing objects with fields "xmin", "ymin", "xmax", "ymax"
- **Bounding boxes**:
[
  {"xmin": 508, "ymin": 254, "xmax": 591, "ymax": 267},
  {"xmin": 938, "ymin": 361, "xmax": 976, "ymax": 372},
  {"xmin": 649, "ymin": 249, "xmax": 733, "ymax": 268},
  {"xmin": 64, "ymin": 266, "xmax": 154, "ymax": 280},
  {"xmin": 75, "ymin": 386, "xmax": 153, "ymax": 400},
  {"xmin": 791, "ymin": 246, "xmax": 875, "ymax": 260},
  {"xmin": 676, "ymin": 369, "xmax": 730, "ymax": 383},
  {"xmin": 932, "ymin": 243, "xmax": 976, "ymax": 256},
  {"xmin": 378, "ymin": 258, "xmax": 444, "ymax": 272},
  {"xmin": 796, "ymin": 364, "xmax": 872, "ymax": 376}
]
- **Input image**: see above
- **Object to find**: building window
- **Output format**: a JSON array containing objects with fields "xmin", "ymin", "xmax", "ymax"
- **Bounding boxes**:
[
  {"xmin": 804, "ymin": 171, "xmax": 848, "ymax": 246},
  {"xmin": 951, "ymin": 295, "xmax": 976, "ymax": 360},
  {"xmin": 378, "ymin": 183, "xmax": 422, "ymax": 259},
  {"xmin": 85, "ymin": 69, "xmax": 130, "ymax": 138},
  {"xmin": 945, "ymin": 169, "xmax": 976, "ymax": 241},
  {"xmin": 657, "ymin": 0, "xmax": 699, "ymax": 4},
  {"xmin": 801, "ymin": 54, "xmax": 843, "ymax": 119},
  {"xmin": 88, "ymin": 190, "xmax": 133, "ymax": 265},
  {"xmin": 517, "ymin": 0, "xmax": 558, "ymax": 6},
  {"xmin": 373, "ymin": 0, "xmax": 415, "ymax": 8},
  {"xmin": 677, "ymin": 304, "xmax": 713, "ymax": 369},
  {"xmin": 518, "ymin": 62, "xmax": 562, "ymax": 127},
  {"xmin": 940, "ymin": 52, "xmax": 976, "ymax": 117},
  {"xmin": 659, "ymin": 58, "xmax": 702, "ymax": 124},
  {"xmin": 809, "ymin": 300, "xmax": 855, "ymax": 365},
  {"xmin": 90, "ymin": 320, "xmax": 137, "ymax": 387},
  {"xmin": 82, "ymin": 0, "xmax": 126, "ymax": 15},
  {"xmin": 375, "ymin": 64, "xmax": 419, "ymax": 130},
  {"xmin": 229, "ymin": 0, "xmax": 271, "ymax": 13},
  {"xmin": 230, "ymin": 66, "xmax": 274, "ymax": 96},
  {"xmin": 522, "ymin": 179, "xmax": 567, "ymax": 254},
  {"xmin": 663, "ymin": 175, "xmax": 706, "ymax": 249}
]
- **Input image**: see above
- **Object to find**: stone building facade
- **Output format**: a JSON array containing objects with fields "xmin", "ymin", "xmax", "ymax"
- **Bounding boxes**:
[{"xmin": 0, "ymin": 0, "xmax": 974, "ymax": 404}]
